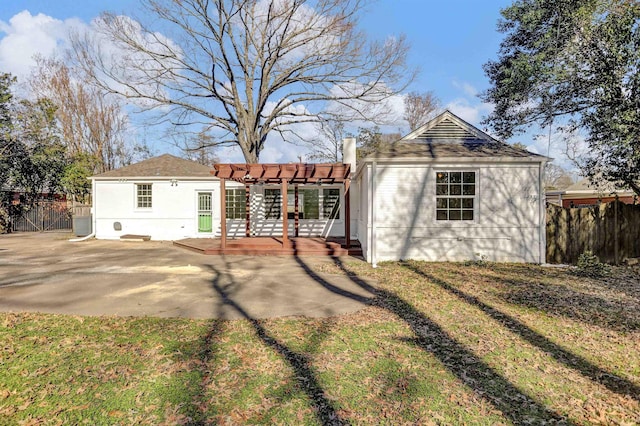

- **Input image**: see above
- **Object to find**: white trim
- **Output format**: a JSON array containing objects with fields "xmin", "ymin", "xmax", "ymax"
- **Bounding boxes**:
[
  {"xmin": 538, "ymin": 161, "xmax": 547, "ymax": 264},
  {"xmin": 371, "ymin": 161, "xmax": 377, "ymax": 268},
  {"xmin": 134, "ymin": 183, "xmax": 153, "ymax": 210},
  {"xmin": 433, "ymin": 169, "xmax": 479, "ymax": 224},
  {"xmin": 196, "ymin": 190, "xmax": 214, "ymax": 234}
]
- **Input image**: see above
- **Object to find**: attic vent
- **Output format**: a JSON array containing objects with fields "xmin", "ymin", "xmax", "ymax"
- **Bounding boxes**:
[{"xmin": 417, "ymin": 118, "xmax": 477, "ymax": 139}]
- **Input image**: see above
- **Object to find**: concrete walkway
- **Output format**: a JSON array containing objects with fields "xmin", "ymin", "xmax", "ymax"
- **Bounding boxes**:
[{"xmin": 0, "ymin": 233, "xmax": 374, "ymax": 319}]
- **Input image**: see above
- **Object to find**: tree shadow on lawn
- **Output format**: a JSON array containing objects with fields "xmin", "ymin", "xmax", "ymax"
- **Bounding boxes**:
[
  {"xmin": 470, "ymin": 264, "xmax": 640, "ymax": 333},
  {"xmin": 164, "ymin": 319, "xmax": 225, "ymax": 425},
  {"xmin": 205, "ymin": 262, "xmax": 347, "ymax": 426},
  {"xmin": 401, "ymin": 262, "xmax": 640, "ymax": 402},
  {"xmin": 294, "ymin": 256, "xmax": 573, "ymax": 425}
]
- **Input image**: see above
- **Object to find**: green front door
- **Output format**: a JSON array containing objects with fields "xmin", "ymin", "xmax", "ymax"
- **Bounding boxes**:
[{"xmin": 198, "ymin": 192, "xmax": 212, "ymax": 233}]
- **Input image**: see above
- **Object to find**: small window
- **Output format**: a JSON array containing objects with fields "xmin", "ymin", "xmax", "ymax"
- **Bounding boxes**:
[
  {"xmin": 264, "ymin": 188, "xmax": 281, "ymax": 219},
  {"xmin": 136, "ymin": 184, "xmax": 152, "ymax": 208},
  {"xmin": 225, "ymin": 188, "xmax": 245, "ymax": 219},
  {"xmin": 435, "ymin": 171, "xmax": 476, "ymax": 221}
]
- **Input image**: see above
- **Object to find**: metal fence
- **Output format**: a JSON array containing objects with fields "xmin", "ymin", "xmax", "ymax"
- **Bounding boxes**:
[{"xmin": 11, "ymin": 201, "xmax": 73, "ymax": 232}]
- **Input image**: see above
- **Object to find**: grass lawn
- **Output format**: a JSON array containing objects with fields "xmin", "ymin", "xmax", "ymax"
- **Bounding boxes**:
[{"xmin": 1, "ymin": 260, "xmax": 639, "ymax": 425}]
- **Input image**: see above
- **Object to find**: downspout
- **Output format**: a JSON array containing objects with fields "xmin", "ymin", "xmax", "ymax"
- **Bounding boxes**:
[{"xmin": 371, "ymin": 161, "xmax": 377, "ymax": 268}]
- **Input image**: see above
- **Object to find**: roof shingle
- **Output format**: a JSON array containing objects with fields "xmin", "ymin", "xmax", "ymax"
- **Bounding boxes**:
[{"xmin": 91, "ymin": 154, "xmax": 213, "ymax": 179}]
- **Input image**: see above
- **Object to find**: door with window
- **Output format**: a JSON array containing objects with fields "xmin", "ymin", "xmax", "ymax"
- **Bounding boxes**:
[{"xmin": 197, "ymin": 192, "xmax": 213, "ymax": 233}]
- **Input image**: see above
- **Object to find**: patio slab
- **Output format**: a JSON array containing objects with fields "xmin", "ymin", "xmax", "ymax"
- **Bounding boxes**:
[{"xmin": 0, "ymin": 233, "xmax": 374, "ymax": 319}]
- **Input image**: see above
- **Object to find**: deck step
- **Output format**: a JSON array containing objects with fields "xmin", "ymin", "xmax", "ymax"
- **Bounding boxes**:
[{"xmin": 173, "ymin": 237, "xmax": 362, "ymax": 257}]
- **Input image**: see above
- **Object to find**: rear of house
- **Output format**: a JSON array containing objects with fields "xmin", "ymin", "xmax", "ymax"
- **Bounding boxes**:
[
  {"xmin": 90, "ymin": 154, "xmax": 220, "ymax": 240},
  {"xmin": 90, "ymin": 112, "xmax": 547, "ymax": 264},
  {"xmin": 352, "ymin": 111, "xmax": 547, "ymax": 265}
]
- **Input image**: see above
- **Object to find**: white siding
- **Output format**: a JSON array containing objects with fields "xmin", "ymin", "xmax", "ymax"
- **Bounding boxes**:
[
  {"xmin": 357, "ymin": 162, "xmax": 544, "ymax": 263},
  {"xmin": 93, "ymin": 179, "xmax": 220, "ymax": 240}
]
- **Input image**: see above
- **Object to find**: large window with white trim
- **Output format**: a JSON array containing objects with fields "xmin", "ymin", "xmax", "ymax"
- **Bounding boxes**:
[
  {"xmin": 435, "ymin": 171, "xmax": 476, "ymax": 221},
  {"xmin": 136, "ymin": 184, "xmax": 152, "ymax": 208}
]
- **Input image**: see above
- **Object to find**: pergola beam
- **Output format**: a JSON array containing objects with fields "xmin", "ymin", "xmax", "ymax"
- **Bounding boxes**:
[{"xmin": 212, "ymin": 163, "xmax": 352, "ymax": 250}]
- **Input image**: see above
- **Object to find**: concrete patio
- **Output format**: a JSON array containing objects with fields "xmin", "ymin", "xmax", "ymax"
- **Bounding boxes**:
[{"xmin": 0, "ymin": 233, "xmax": 374, "ymax": 319}]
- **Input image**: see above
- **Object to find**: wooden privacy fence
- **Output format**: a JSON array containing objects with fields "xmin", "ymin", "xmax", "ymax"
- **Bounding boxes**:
[{"xmin": 546, "ymin": 201, "xmax": 640, "ymax": 264}]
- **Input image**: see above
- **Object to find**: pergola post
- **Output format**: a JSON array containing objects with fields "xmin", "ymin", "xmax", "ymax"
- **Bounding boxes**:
[
  {"xmin": 345, "ymin": 178, "xmax": 351, "ymax": 249},
  {"xmin": 220, "ymin": 178, "xmax": 227, "ymax": 249},
  {"xmin": 245, "ymin": 183, "xmax": 250, "ymax": 237},
  {"xmin": 294, "ymin": 185, "xmax": 299, "ymax": 237},
  {"xmin": 281, "ymin": 179, "xmax": 288, "ymax": 247}
]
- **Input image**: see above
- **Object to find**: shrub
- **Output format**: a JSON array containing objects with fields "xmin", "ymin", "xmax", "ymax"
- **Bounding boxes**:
[
  {"xmin": 0, "ymin": 206, "xmax": 10, "ymax": 234},
  {"xmin": 575, "ymin": 251, "xmax": 610, "ymax": 277}
]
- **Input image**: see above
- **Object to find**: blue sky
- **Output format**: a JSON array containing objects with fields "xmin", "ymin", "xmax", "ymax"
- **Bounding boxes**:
[{"xmin": 1, "ymin": 0, "xmax": 559, "ymax": 162}]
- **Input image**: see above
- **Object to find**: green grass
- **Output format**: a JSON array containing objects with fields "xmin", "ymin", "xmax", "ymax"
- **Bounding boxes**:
[{"xmin": 1, "ymin": 261, "xmax": 638, "ymax": 425}]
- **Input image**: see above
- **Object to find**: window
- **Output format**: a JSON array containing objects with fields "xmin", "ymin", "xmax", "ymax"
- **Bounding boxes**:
[
  {"xmin": 302, "ymin": 188, "xmax": 320, "ymax": 219},
  {"xmin": 264, "ymin": 188, "xmax": 281, "ymax": 219},
  {"xmin": 136, "ymin": 184, "xmax": 152, "ymax": 208},
  {"xmin": 435, "ymin": 171, "xmax": 476, "ymax": 221},
  {"xmin": 322, "ymin": 188, "xmax": 340, "ymax": 219},
  {"xmin": 225, "ymin": 188, "xmax": 245, "ymax": 219},
  {"xmin": 263, "ymin": 187, "xmax": 339, "ymax": 220},
  {"xmin": 286, "ymin": 188, "xmax": 320, "ymax": 219}
]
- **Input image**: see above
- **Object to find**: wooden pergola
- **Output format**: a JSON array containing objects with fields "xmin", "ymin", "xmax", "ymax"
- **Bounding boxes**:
[{"xmin": 211, "ymin": 163, "xmax": 352, "ymax": 250}]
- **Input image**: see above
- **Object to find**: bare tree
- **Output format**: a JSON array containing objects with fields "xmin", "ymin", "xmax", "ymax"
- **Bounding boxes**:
[
  {"xmin": 70, "ymin": 0, "xmax": 414, "ymax": 163},
  {"xmin": 171, "ymin": 129, "xmax": 220, "ymax": 166},
  {"xmin": 304, "ymin": 119, "xmax": 345, "ymax": 163},
  {"xmin": 29, "ymin": 56, "xmax": 130, "ymax": 173},
  {"xmin": 544, "ymin": 163, "xmax": 575, "ymax": 190},
  {"xmin": 403, "ymin": 90, "xmax": 440, "ymax": 131}
]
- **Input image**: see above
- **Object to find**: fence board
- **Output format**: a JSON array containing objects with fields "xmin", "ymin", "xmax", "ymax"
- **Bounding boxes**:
[{"xmin": 546, "ymin": 201, "xmax": 640, "ymax": 264}]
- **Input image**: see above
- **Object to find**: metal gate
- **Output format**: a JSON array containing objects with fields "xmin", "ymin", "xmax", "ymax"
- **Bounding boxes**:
[{"xmin": 11, "ymin": 201, "xmax": 72, "ymax": 232}]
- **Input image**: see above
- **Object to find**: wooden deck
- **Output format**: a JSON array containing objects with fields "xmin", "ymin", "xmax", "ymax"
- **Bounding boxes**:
[{"xmin": 173, "ymin": 236, "xmax": 362, "ymax": 257}]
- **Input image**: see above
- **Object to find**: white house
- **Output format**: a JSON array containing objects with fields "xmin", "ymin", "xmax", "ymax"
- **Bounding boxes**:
[
  {"xmin": 90, "ymin": 155, "xmax": 220, "ymax": 240},
  {"xmin": 90, "ymin": 111, "xmax": 547, "ymax": 264},
  {"xmin": 351, "ymin": 111, "xmax": 548, "ymax": 265},
  {"xmin": 90, "ymin": 155, "xmax": 348, "ymax": 241}
]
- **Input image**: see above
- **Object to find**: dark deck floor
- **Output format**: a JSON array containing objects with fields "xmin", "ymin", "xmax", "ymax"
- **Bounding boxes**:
[{"xmin": 173, "ymin": 236, "xmax": 362, "ymax": 257}]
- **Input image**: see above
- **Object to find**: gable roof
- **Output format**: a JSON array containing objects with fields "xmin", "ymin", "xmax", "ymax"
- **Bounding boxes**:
[
  {"xmin": 364, "ymin": 110, "xmax": 546, "ymax": 161},
  {"xmin": 402, "ymin": 110, "xmax": 497, "ymax": 143},
  {"xmin": 91, "ymin": 154, "xmax": 214, "ymax": 179}
]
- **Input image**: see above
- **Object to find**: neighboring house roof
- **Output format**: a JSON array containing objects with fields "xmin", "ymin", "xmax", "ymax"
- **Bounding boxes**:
[
  {"xmin": 547, "ymin": 178, "xmax": 635, "ymax": 196},
  {"xmin": 90, "ymin": 154, "xmax": 214, "ymax": 179},
  {"xmin": 363, "ymin": 110, "xmax": 546, "ymax": 161}
]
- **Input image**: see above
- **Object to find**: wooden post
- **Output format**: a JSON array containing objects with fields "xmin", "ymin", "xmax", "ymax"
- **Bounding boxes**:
[
  {"xmin": 345, "ymin": 178, "xmax": 351, "ymax": 249},
  {"xmin": 220, "ymin": 178, "xmax": 227, "ymax": 249},
  {"xmin": 294, "ymin": 185, "xmax": 299, "ymax": 237},
  {"xmin": 245, "ymin": 183, "xmax": 250, "ymax": 237},
  {"xmin": 281, "ymin": 179, "xmax": 288, "ymax": 247},
  {"xmin": 614, "ymin": 195, "xmax": 619, "ymax": 265}
]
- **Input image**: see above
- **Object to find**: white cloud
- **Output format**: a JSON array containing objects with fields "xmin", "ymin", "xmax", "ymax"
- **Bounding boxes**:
[
  {"xmin": 445, "ymin": 97, "xmax": 493, "ymax": 128},
  {"xmin": 0, "ymin": 10, "xmax": 85, "ymax": 83},
  {"xmin": 452, "ymin": 80, "xmax": 478, "ymax": 97}
]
